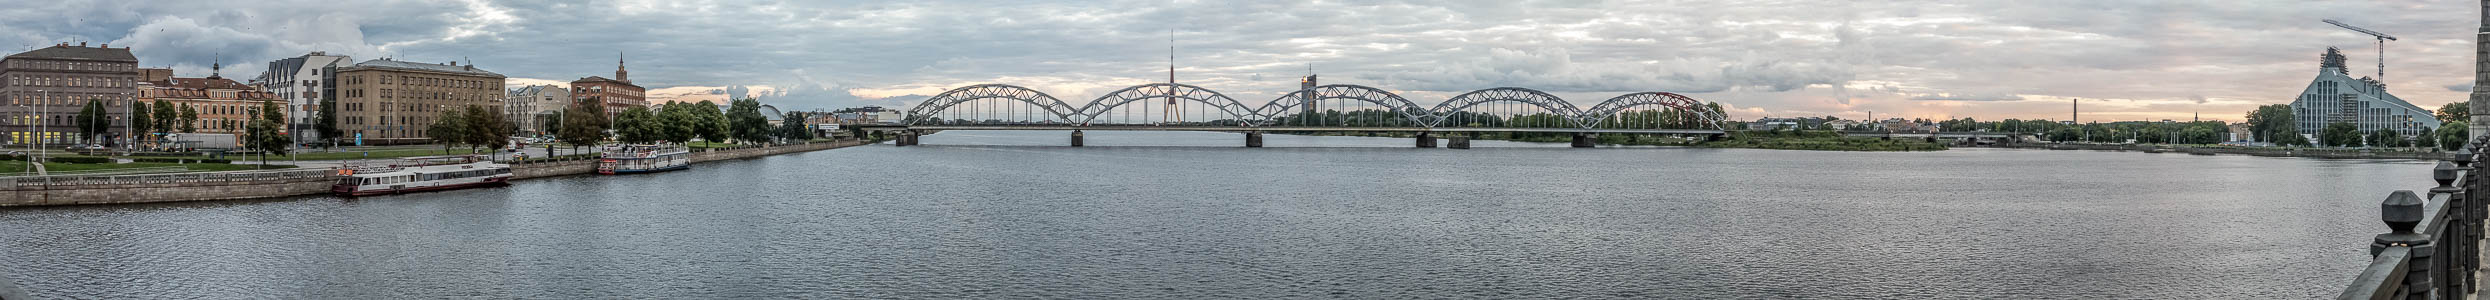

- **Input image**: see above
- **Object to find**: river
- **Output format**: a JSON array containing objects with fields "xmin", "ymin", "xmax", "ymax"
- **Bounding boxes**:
[{"xmin": 0, "ymin": 130, "xmax": 2431, "ymax": 298}]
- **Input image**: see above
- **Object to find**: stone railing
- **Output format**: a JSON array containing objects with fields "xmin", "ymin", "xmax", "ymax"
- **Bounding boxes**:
[
  {"xmin": 0, "ymin": 168, "xmax": 337, "ymax": 189},
  {"xmin": 2339, "ymin": 145, "xmax": 2484, "ymax": 299}
]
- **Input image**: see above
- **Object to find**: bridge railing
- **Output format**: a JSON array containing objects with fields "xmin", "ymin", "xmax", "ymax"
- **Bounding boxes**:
[{"xmin": 2339, "ymin": 142, "xmax": 2483, "ymax": 299}]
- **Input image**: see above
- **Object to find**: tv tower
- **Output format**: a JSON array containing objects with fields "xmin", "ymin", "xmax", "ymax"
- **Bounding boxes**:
[{"xmin": 1164, "ymin": 29, "xmax": 1180, "ymax": 124}]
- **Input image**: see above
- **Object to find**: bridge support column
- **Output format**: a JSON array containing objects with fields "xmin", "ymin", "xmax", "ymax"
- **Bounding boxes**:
[
  {"xmin": 1448, "ymin": 136, "xmax": 1470, "ymax": 149},
  {"xmin": 1416, "ymin": 132, "xmax": 1437, "ymax": 148},
  {"xmin": 1571, "ymin": 133, "xmax": 1595, "ymax": 148},
  {"xmin": 895, "ymin": 131, "xmax": 917, "ymax": 146},
  {"xmin": 1070, "ymin": 130, "xmax": 1085, "ymax": 147},
  {"xmin": 1705, "ymin": 134, "xmax": 1726, "ymax": 142},
  {"xmin": 1245, "ymin": 132, "xmax": 1263, "ymax": 148}
]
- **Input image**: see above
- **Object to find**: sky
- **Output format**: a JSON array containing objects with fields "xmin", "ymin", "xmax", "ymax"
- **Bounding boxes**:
[{"xmin": 2, "ymin": 0, "xmax": 2482, "ymax": 123}]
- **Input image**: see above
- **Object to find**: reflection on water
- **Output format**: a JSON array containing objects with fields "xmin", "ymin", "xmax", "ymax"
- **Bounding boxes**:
[{"xmin": 0, "ymin": 130, "xmax": 2430, "ymax": 298}]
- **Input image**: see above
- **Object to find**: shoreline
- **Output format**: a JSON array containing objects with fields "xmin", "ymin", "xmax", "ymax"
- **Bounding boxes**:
[
  {"xmin": 0, "ymin": 139, "xmax": 874, "ymax": 207},
  {"xmin": 1990, "ymin": 142, "xmax": 2455, "ymax": 160}
]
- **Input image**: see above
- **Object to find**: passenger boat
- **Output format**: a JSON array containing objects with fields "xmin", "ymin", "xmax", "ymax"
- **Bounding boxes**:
[
  {"xmin": 331, "ymin": 155, "xmax": 513, "ymax": 196},
  {"xmin": 597, "ymin": 144, "xmax": 692, "ymax": 175}
]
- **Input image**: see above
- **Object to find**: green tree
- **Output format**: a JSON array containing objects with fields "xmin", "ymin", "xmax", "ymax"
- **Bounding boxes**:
[
  {"xmin": 2246, "ymin": 105, "xmax": 2296, "ymax": 143},
  {"xmin": 461, "ymin": 105, "xmax": 512, "ymax": 152},
  {"xmin": 151, "ymin": 99, "xmax": 176, "ymax": 135},
  {"xmin": 315, "ymin": 97, "xmax": 341, "ymax": 146},
  {"xmin": 2417, "ymin": 127, "xmax": 2438, "ymax": 149},
  {"xmin": 178, "ymin": 104, "xmax": 198, "ymax": 133},
  {"xmin": 556, "ymin": 99, "xmax": 609, "ymax": 155},
  {"xmin": 615, "ymin": 106, "xmax": 662, "ymax": 144},
  {"xmin": 73, "ymin": 100, "xmax": 103, "ymax": 144},
  {"xmin": 690, "ymin": 102, "xmax": 729, "ymax": 143},
  {"xmin": 245, "ymin": 100, "xmax": 289, "ymax": 165},
  {"xmin": 2443, "ymin": 121, "xmax": 2472, "ymax": 150},
  {"xmin": 2320, "ymin": 122, "xmax": 2361, "ymax": 147},
  {"xmin": 725, "ymin": 98, "xmax": 771, "ymax": 143},
  {"xmin": 426, "ymin": 107, "xmax": 470, "ymax": 154},
  {"xmin": 2441, "ymin": 102, "xmax": 2472, "ymax": 125},
  {"xmin": 128, "ymin": 101, "xmax": 152, "ymax": 138},
  {"xmin": 2375, "ymin": 129, "xmax": 2404, "ymax": 148},
  {"xmin": 778, "ymin": 111, "xmax": 814, "ymax": 141}
]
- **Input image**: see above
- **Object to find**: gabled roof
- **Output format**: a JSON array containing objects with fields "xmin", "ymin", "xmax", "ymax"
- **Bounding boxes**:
[{"xmin": 7, "ymin": 45, "xmax": 136, "ymax": 62}]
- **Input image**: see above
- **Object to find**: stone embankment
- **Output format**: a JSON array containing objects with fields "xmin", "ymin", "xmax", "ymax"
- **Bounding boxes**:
[
  {"xmin": 1995, "ymin": 143, "xmax": 2456, "ymax": 160},
  {"xmin": 0, "ymin": 140, "xmax": 867, "ymax": 206}
]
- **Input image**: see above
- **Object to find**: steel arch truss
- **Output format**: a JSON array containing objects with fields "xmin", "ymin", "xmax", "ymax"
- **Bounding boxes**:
[
  {"xmin": 903, "ymin": 84, "xmax": 1083, "ymax": 125},
  {"xmin": 1578, "ymin": 92, "xmax": 1727, "ymax": 130},
  {"xmin": 1251, "ymin": 84, "xmax": 1431, "ymax": 126},
  {"xmin": 1071, "ymin": 83, "xmax": 1262, "ymax": 124},
  {"xmin": 1425, "ymin": 87, "xmax": 1588, "ymax": 127},
  {"xmin": 902, "ymin": 83, "xmax": 1730, "ymax": 130}
]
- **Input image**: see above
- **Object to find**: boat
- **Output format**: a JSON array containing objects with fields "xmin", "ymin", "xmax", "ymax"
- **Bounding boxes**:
[
  {"xmin": 331, "ymin": 155, "xmax": 513, "ymax": 196},
  {"xmin": 597, "ymin": 144, "xmax": 692, "ymax": 175}
]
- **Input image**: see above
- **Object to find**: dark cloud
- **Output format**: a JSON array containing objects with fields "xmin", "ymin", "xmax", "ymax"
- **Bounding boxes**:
[{"xmin": 1909, "ymin": 93, "xmax": 2026, "ymax": 101}]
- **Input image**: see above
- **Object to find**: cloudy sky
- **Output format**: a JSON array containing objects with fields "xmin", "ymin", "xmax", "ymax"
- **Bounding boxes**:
[{"xmin": 4, "ymin": 0, "xmax": 2482, "ymax": 122}]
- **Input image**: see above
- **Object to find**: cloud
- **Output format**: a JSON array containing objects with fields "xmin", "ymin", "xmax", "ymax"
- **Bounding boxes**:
[
  {"xmin": 2450, "ymin": 84, "xmax": 2473, "ymax": 92},
  {"xmin": 1909, "ymin": 93, "xmax": 2026, "ymax": 101}
]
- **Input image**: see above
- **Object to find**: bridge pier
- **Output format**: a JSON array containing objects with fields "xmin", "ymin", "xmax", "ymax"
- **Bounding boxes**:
[
  {"xmin": 895, "ymin": 131, "xmax": 918, "ymax": 146},
  {"xmin": 1571, "ymin": 133, "xmax": 1595, "ymax": 148},
  {"xmin": 1449, "ymin": 136, "xmax": 1470, "ymax": 149},
  {"xmin": 1070, "ymin": 130, "xmax": 1084, "ymax": 147},
  {"xmin": 1706, "ymin": 134, "xmax": 1726, "ymax": 142},
  {"xmin": 1416, "ymin": 132, "xmax": 1437, "ymax": 148},
  {"xmin": 1245, "ymin": 132, "xmax": 1263, "ymax": 148}
]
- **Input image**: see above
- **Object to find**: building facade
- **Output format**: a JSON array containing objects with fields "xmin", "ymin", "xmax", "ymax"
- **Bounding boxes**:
[
  {"xmin": 504, "ymin": 84, "xmax": 570, "ymax": 137},
  {"xmin": 333, "ymin": 58, "xmax": 506, "ymax": 145},
  {"xmin": 139, "ymin": 72, "xmax": 278, "ymax": 141},
  {"xmin": 2291, "ymin": 48, "xmax": 2440, "ymax": 142},
  {"xmin": 573, "ymin": 55, "xmax": 642, "ymax": 119},
  {"xmin": 0, "ymin": 42, "xmax": 139, "ymax": 145},
  {"xmin": 251, "ymin": 52, "xmax": 351, "ymax": 141}
]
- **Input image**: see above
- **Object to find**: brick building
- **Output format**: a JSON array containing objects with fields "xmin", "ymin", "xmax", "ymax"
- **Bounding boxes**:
[
  {"xmin": 572, "ymin": 55, "xmax": 642, "ymax": 119},
  {"xmin": 0, "ymin": 42, "xmax": 139, "ymax": 145},
  {"xmin": 138, "ymin": 68, "xmax": 279, "ymax": 140},
  {"xmin": 333, "ymin": 58, "xmax": 506, "ymax": 145}
]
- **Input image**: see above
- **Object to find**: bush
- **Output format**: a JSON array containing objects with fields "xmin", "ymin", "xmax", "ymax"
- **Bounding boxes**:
[
  {"xmin": 45, "ymin": 157, "xmax": 113, "ymax": 164},
  {"xmin": 130, "ymin": 158, "xmax": 231, "ymax": 164}
]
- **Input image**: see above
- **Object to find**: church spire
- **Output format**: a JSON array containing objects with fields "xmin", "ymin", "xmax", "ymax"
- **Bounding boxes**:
[
  {"xmin": 616, "ymin": 52, "xmax": 629, "ymax": 83},
  {"xmin": 209, "ymin": 52, "xmax": 222, "ymax": 79}
]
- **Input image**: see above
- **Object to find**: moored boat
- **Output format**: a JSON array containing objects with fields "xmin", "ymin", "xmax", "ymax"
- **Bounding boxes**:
[
  {"xmin": 598, "ymin": 144, "xmax": 691, "ymax": 175},
  {"xmin": 331, "ymin": 155, "xmax": 513, "ymax": 196}
]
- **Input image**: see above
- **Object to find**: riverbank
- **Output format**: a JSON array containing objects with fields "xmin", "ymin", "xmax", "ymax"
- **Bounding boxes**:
[
  {"xmin": 0, "ymin": 139, "xmax": 873, "ymax": 206},
  {"xmin": 1995, "ymin": 142, "xmax": 2455, "ymax": 160},
  {"xmin": 1278, "ymin": 130, "xmax": 1950, "ymax": 151}
]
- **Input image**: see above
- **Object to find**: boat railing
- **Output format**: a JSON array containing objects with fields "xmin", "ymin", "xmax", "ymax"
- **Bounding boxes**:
[{"xmin": 0, "ymin": 168, "xmax": 341, "ymax": 189}]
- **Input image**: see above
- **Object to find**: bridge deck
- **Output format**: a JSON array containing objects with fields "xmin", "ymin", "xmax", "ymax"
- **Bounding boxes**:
[{"xmin": 885, "ymin": 125, "xmax": 1725, "ymax": 134}]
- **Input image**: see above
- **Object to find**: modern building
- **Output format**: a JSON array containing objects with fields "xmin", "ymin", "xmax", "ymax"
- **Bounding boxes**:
[
  {"xmin": 138, "ymin": 68, "xmax": 278, "ymax": 141},
  {"xmin": 0, "ymin": 42, "xmax": 139, "ymax": 145},
  {"xmin": 333, "ymin": 58, "xmax": 506, "ymax": 145},
  {"xmin": 504, "ymin": 84, "xmax": 570, "ymax": 137},
  {"xmin": 2290, "ymin": 47, "xmax": 2438, "ymax": 143},
  {"xmin": 572, "ymin": 55, "xmax": 642, "ymax": 119},
  {"xmin": 251, "ymin": 52, "xmax": 351, "ymax": 141}
]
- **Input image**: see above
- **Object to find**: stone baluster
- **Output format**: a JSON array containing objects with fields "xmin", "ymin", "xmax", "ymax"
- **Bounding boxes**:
[
  {"xmin": 2377, "ymin": 190, "xmax": 2433, "ymax": 299},
  {"xmin": 2434, "ymin": 161, "xmax": 2468, "ymax": 294}
]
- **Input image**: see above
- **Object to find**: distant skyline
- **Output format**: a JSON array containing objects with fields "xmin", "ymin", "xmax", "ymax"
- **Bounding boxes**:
[{"xmin": 1, "ymin": 0, "xmax": 2481, "ymax": 122}]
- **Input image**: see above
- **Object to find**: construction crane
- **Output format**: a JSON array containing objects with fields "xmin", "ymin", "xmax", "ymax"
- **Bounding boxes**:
[{"xmin": 2324, "ymin": 19, "xmax": 2397, "ymax": 83}]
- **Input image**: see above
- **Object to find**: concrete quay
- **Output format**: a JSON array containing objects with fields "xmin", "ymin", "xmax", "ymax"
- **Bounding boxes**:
[{"xmin": 0, "ymin": 140, "xmax": 867, "ymax": 206}]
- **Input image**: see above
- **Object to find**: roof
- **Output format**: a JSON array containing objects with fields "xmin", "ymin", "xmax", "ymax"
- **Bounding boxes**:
[
  {"xmin": 143, "ymin": 77, "xmax": 277, "ymax": 101},
  {"xmin": 7, "ymin": 44, "xmax": 136, "ymax": 62},
  {"xmin": 572, "ymin": 76, "xmax": 638, "ymax": 87},
  {"xmin": 151, "ymin": 77, "xmax": 254, "ymax": 90},
  {"xmin": 342, "ymin": 59, "xmax": 504, "ymax": 78}
]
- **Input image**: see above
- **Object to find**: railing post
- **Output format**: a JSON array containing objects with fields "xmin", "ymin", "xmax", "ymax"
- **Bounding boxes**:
[
  {"xmin": 2433, "ymin": 161, "xmax": 2469, "ymax": 294},
  {"xmin": 2378, "ymin": 190, "xmax": 2433, "ymax": 299},
  {"xmin": 2456, "ymin": 147, "xmax": 2482, "ymax": 293}
]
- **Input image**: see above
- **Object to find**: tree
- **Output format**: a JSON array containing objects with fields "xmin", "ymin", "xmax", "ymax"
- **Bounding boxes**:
[
  {"xmin": 2441, "ymin": 102, "xmax": 2472, "ymax": 125},
  {"xmin": 151, "ymin": 99, "xmax": 176, "ymax": 135},
  {"xmin": 778, "ymin": 111, "xmax": 814, "ymax": 141},
  {"xmin": 2320, "ymin": 122, "xmax": 2361, "ymax": 147},
  {"xmin": 461, "ymin": 105, "xmax": 512, "ymax": 152},
  {"xmin": 129, "ymin": 101, "xmax": 152, "ymax": 138},
  {"xmin": 2443, "ymin": 122, "xmax": 2472, "ymax": 150},
  {"xmin": 178, "ymin": 104, "xmax": 198, "ymax": 133},
  {"xmin": 654, "ymin": 102, "xmax": 696, "ymax": 143},
  {"xmin": 245, "ymin": 100, "xmax": 288, "ymax": 165},
  {"xmin": 73, "ymin": 100, "xmax": 105, "ymax": 144},
  {"xmin": 2374, "ymin": 130, "xmax": 2404, "ymax": 148},
  {"xmin": 726, "ymin": 98, "xmax": 771, "ymax": 144},
  {"xmin": 690, "ymin": 102, "xmax": 729, "ymax": 143},
  {"xmin": 555, "ymin": 99, "xmax": 609, "ymax": 155},
  {"xmin": 615, "ymin": 106, "xmax": 662, "ymax": 144},
  {"xmin": 2246, "ymin": 104, "xmax": 2297, "ymax": 143},
  {"xmin": 426, "ymin": 108, "xmax": 470, "ymax": 154},
  {"xmin": 315, "ymin": 96, "xmax": 342, "ymax": 146},
  {"xmin": 2417, "ymin": 127, "xmax": 2438, "ymax": 149}
]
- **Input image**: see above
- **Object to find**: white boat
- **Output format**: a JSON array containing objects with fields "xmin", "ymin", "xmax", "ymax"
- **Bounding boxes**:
[
  {"xmin": 331, "ymin": 155, "xmax": 512, "ymax": 196},
  {"xmin": 598, "ymin": 144, "xmax": 691, "ymax": 175}
]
